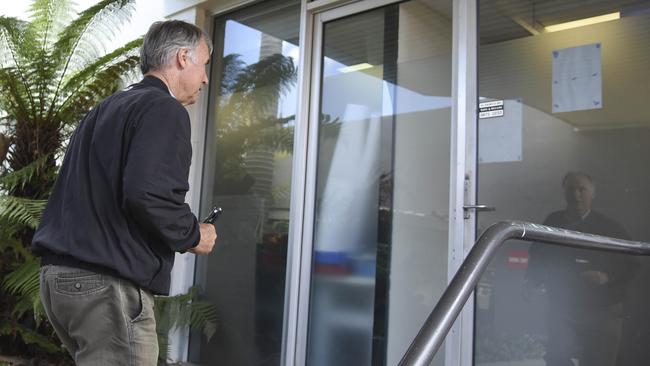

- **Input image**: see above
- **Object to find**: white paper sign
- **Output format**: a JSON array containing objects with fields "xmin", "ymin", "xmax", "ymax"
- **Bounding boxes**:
[
  {"xmin": 552, "ymin": 43, "xmax": 602, "ymax": 113},
  {"xmin": 479, "ymin": 99, "xmax": 523, "ymax": 163}
]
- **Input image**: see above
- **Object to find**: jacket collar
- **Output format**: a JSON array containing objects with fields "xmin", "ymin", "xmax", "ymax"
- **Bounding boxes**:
[{"xmin": 141, "ymin": 75, "xmax": 170, "ymax": 94}]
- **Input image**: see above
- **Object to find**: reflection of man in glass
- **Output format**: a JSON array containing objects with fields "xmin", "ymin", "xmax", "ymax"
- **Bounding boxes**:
[{"xmin": 527, "ymin": 172, "xmax": 635, "ymax": 366}]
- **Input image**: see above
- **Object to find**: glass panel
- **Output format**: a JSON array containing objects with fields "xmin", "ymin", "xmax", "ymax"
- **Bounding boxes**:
[
  {"xmin": 190, "ymin": 0, "xmax": 300, "ymax": 364},
  {"xmin": 307, "ymin": 1, "xmax": 452, "ymax": 365},
  {"xmin": 476, "ymin": 1, "xmax": 650, "ymax": 365}
]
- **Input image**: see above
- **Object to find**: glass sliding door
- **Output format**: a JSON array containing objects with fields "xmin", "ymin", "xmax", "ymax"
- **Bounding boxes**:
[
  {"xmin": 305, "ymin": 1, "xmax": 453, "ymax": 364},
  {"xmin": 475, "ymin": 1, "xmax": 650, "ymax": 365},
  {"xmin": 191, "ymin": 0, "xmax": 300, "ymax": 365}
]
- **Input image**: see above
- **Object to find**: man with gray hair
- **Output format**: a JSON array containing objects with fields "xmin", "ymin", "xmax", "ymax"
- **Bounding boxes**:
[
  {"xmin": 527, "ymin": 171, "xmax": 636, "ymax": 366},
  {"xmin": 32, "ymin": 20, "xmax": 216, "ymax": 365}
]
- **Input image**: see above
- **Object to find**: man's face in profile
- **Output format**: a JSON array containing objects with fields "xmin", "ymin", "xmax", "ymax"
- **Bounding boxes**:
[
  {"xmin": 177, "ymin": 39, "xmax": 210, "ymax": 106},
  {"xmin": 563, "ymin": 175, "xmax": 595, "ymax": 216}
]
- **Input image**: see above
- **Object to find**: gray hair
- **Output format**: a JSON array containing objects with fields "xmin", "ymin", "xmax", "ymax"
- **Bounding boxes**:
[
  {"xmin": 562, "ymin": 171, "xmax": 595, "ymax": 188},
  {"xmin": 140, "ymin": 20, "xmax": 213, "ymax": 74}
]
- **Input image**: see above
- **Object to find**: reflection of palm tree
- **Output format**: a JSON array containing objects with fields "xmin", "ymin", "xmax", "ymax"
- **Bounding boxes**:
[{"xmin": 215, "ymin": 52, "xmax": 297, "ymax": 195}]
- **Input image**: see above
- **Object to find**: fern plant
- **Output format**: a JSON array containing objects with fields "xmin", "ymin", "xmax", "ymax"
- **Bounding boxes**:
[
  {"xmin": 154, "ymin": 286, "xmax": 219, "ymax": 364},
  {"xmin": 0, "ymin": 0, "xmax": 140, "ymax": 362},
  {"xmin": 0, "ymin": 1, "xmax": 220, "ymax": 364}
]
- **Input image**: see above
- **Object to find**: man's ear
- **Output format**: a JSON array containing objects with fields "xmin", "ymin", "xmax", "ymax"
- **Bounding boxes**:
[{"xmin": 177, "ymin": 48, "xmax": 190, "ymax": 69}]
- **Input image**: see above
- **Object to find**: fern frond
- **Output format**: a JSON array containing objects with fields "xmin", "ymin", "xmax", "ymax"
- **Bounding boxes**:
[
  {"xmin": 0, "ymin": 322, "xmax": 62, "ymax": 354},
  {"xmin": 2, "ymin": 257, "xmax": 39, "ymax": 296},
  {"xmin": 0, "ymin": 16, "xmax": 32, "ymax": 64},
  {"xmin": 59, "ymin": 38, "xmax": 142, "ymax": 98},
  {"xmin": 27, "ymin": 0, "xmax": 74, "ymax": 50},
  {"xmin": 0, "ymin": 154, "xmax": 51, "ymax": 192},
  {"xmin": 0, "ymin": 224, "xmax": 30, "ymax": 259},
  {"xmin": 0, "ymin": 67, "xmax": 31, "ymax": 124},
  {"xmin": 56, "ymin": 55, "xmax": 140, "ymax": 125},
  {"xmin": 154, "ymin": 286, "xmax": 219, "ymax": 361},
  {"xmin": 26, "ymin": 0, "xmax": 75, "ymax": 117},
  {"xmin": 0, "ymin": 17, "xmax": 38, "ymax": 119},
  {"xmin": 189, "ymin": 301, "xmax": 219, "ymax": 340},
  {"xmin": 1, "ymin": 252, "xmax": 47, "ymax": 324},
  {"xmin": 0, "ymin": 195, "xmax": 47, "ymax": 228},
  {"xmin": 52, "ymin": 0, "xmax": 134, "ymax": 82}
]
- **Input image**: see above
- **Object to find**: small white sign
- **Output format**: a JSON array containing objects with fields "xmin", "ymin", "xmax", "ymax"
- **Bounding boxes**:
[{"xmin": 479, "ymin": 100, "xmax": 505, "ymax": 119}]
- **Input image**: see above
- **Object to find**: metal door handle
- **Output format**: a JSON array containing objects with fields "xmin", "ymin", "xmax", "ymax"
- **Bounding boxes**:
[
  {"xmin": 463, "ymin": 205, "xmax": 495, "ymax": 211},
  {"xmin": 462, "ymin": 204, "xmax": 495, "ymax": 218}
]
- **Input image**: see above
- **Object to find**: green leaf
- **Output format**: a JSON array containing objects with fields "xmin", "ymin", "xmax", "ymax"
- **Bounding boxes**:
[
  {"xmin": 0, "ymin": 195, "xmax": 47, "ymax": 228},
  {"xmin": 0, "ymin": 0, "xmax": 144, "ymax": 358},
  {"xmin": 51, "ymin": 0, "xmax": 135, "ymax": 79},
  {"xmin": 2, "ymin": 258, "xmax": 43, "ymax": 321},
  {"xmin": 154, "ymin": 286, "xmax": 220, "ymax": 362},
  {"xmin": 27, "ymin": 0, "xmax": 75, "ymax": 49},
  {"xmin": 0, "ymin": 67, "xmax": 31, "ymax": 124},
  {"xmin": 0, "ymin": 16, "xmax": 38, "ymax": 120},
  {"xmin": 0, "ymin": 322, "xmax": 62, "ymax": 354},
  {"xmin": 0, "ymin": 154, "xmax": 52, "ymax": 192},
  {"xmin": 3, "ymin": 257, "xmax": 40, "ymax": 298},
  {"xmin": 56, "ymin": 55, "xmax": 140, "ymax": 125},
  {"xmin": 60, "ymin": 38, "xmax": 142, "ymax": 97}
]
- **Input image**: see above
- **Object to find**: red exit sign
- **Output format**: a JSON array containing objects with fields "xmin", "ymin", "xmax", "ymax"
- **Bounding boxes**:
[{"xmin": 507, "ymin": 250, "xmax": 529, "ymax": 270}]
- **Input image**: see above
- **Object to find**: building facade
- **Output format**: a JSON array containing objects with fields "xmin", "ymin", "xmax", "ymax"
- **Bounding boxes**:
[{"xmin": 163, "ymin": 0, "xmax": 650, "ymax": 365}]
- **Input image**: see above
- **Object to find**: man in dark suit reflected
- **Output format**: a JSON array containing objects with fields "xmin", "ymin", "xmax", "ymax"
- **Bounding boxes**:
[{"xmin": 527, "ymin": 172, "xmax": 636, "ymax": 366}]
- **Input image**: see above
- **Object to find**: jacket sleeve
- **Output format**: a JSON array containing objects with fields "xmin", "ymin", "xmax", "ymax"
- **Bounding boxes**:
[{"xmin": 122, "ymin": 97, "xmax": 200, "ymax": 252}]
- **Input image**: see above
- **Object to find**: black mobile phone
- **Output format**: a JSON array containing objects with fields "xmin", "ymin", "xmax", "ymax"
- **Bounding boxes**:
[{"xmin": 202, "ymin": 206, "xmax": 223, "ymax": 224}]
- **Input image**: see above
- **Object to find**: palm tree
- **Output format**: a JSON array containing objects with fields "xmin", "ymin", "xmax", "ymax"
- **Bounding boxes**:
[
  {"xmin": 213, "ymin": 52, "xmax": 297, "ymax": 195},
  {"xmin": 0, "ymin": 0, "xmax": 141, "ymax": 362}
]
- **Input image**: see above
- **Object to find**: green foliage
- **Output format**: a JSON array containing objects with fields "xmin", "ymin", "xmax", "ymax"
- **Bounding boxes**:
[
  {"xmin": 0, "ymin": 2, "xmax": 228, "ymax": 363},
  {"xmin": 0, "ymin": 155, "xmax": 52, "ymax": 193},
  {"xmin": 154, "ymin": 286, "xmax": 219, "ymax": 363},
  {"xmin": 0, "ymin": 0, "xmax": 141, "ymax": 361},
  {"xmin": 0, "ymin": 196, "xmax": 47, "ymax": 229},
  {"xmin": 215, "ymin": 53, "xmax": 297, "ymax": 193},
  {"xmin": 2, "ymin": 257, "xmax": 44, "ymax": 324},
  {"xmin": 0, "ymin": 322, "xmax": 60, "ymax": 354}
]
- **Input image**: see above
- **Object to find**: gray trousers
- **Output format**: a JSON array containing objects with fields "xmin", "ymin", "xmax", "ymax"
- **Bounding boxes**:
[{"xmin": 40, "ymin": 265, "xmax": 158, "ymax": 365}]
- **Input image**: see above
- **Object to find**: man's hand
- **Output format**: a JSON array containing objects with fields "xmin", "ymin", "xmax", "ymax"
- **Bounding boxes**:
[{"xmin": 188, "ymin": 223, "xmax": 217, "ymax": 255}]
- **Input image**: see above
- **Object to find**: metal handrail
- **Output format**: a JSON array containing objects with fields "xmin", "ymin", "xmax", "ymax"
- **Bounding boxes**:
[{"xmin": 399, "ymin": 220, "xmax": 650, "ymax": 366}]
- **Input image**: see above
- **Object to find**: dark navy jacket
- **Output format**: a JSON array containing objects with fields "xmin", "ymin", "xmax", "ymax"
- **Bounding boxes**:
[
  {"xmin": 32, "ymin": 76, "xmax": 200, "ymax": 295},
  {"xmin": 527, "ymin": 210, "xmax": 636, "ymax": 308}
]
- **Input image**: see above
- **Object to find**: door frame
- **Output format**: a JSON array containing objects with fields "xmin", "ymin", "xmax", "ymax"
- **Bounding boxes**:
[
  {"xmin": 448, "ymin": 0, "xmax": 478, "ymax": 365},
  {"xmin": 281, "ymin": 0, "xmax": 479, "ymax": 365}
]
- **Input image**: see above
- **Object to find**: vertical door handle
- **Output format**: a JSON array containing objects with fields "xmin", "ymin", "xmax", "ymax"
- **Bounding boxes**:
[{"xmin": 462, "ymin": 204, "xmax": 495, "ymax": 219}]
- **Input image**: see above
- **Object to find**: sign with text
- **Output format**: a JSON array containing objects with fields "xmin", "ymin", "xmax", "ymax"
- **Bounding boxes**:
[
  {"xmin": 479, "ymin": 100, "xmax": 504, "ymax": 119},
  {"xmin": 507, "ymin": 249, "xmax": 529, "ymax": 270}
]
